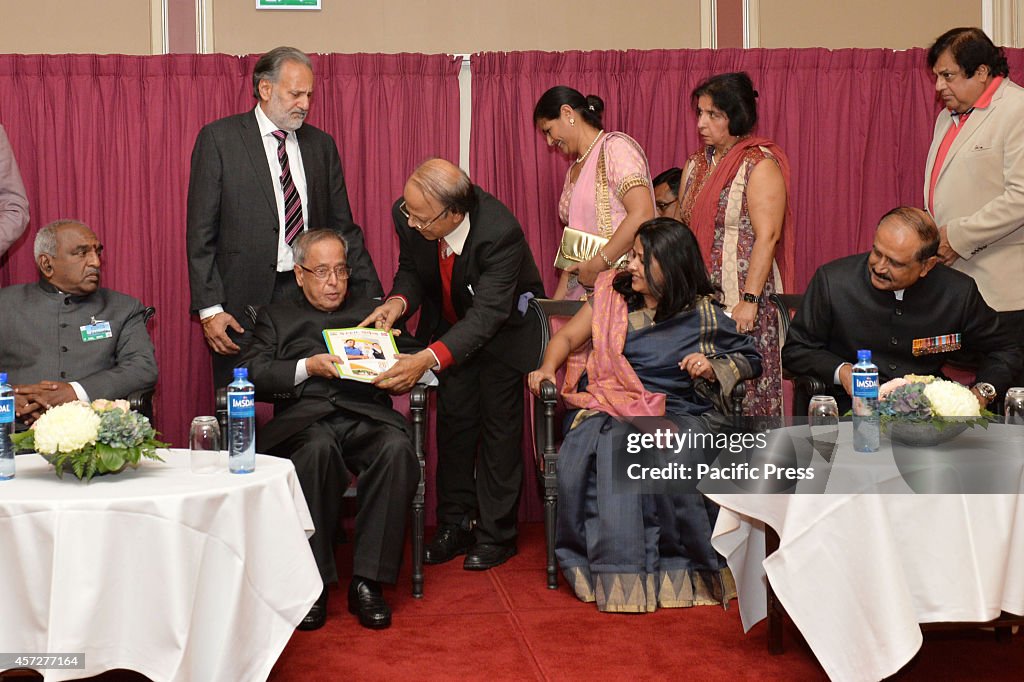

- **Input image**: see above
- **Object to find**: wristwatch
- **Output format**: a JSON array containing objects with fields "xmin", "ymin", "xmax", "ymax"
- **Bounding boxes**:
[
  {"xmin": 742, "ymin": 292, "xmax": 762, "ymax": 304},
  {"xmin": 974, "ymin": 382, "xmax": 997, "ymax": 403}
]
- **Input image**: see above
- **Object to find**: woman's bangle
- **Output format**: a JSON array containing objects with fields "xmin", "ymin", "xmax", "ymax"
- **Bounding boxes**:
[{"xmin": 598, "ymin": 247, "xmax": 616, "ymax": 269}]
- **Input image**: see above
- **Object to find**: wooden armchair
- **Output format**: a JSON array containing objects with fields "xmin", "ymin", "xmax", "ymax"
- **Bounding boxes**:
[
  {"xmin": 527, "ymin": 297, "xmax": 749, "ymax": 589},
  {"xmin": 526, "ymin": 298, "xmax": 581, "ymax": 590},
  {"xmin": 769, "ymin": 293, "xmax": 826, "ymax": 416},
  {"xmin": 126, "ymin": 306, "xmax": 157, "ymax": 421}
]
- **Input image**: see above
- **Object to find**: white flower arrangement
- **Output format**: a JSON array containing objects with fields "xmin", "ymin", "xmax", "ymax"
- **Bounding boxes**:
[
  {"xmin": 922, "ymin": 381, "xmax": 981, "ymax": 419},
  {"xmin": 11, "ymin": 399, "xmax": 166, "ymax": 480},
  {"xmin": 31, "ymin": 402, "xmax": 102, "ymax": 454},
  {"xmin": 878, "ymin": 375, "xmax": 992, "ymax": 434}
]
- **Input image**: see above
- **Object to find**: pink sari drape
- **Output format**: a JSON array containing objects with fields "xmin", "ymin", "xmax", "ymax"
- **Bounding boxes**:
[{"xmin": 561, "ymin": 270, "xmax": 665, "ymax": 417}]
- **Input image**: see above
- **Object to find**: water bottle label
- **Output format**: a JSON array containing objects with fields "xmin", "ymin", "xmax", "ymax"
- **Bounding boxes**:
[
  {"xmin": 853, "ymin": 374, "xmax": 878, "ymax": 396},
  {"xmin": 0, "ymin": 397, "xmax": 13, "ymax": 424},
  {"xmin": 228, "ymin": 391, "xmax": 255, "ymax": 418}
]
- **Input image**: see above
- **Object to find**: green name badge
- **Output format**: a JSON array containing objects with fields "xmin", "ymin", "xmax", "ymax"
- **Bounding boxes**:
[{"xmin": 80, "ymin": 321, "xmax": 112, "ymax": 342}]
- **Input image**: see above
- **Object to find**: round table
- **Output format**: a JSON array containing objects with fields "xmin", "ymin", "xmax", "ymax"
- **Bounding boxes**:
[
  {"xmin": 0, "ymin": 449, "xmax": 321, "ymax": 681},
  {"xmin": 708, "ymin": 423, "xmax": 1024, "ymax": 682}
]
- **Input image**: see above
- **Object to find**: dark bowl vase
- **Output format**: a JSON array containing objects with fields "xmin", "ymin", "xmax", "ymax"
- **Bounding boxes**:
[
  {"xmin": 40, "ymin": 453, "xmax": 130, "ymax": 478},
  {"xmin": 884, "ymin": 420, "xmax": 969, "ymax": 447}
]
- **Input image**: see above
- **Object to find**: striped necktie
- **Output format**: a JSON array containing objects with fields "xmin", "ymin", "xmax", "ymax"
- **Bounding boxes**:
[{"xmin": 272, "ymin": 129, "xmax": 304, "ymax": 245}]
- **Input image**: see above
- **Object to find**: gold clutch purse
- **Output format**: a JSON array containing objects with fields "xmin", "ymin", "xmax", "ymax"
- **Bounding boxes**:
[{"xmin": 554, "ymin": 226, "xmax": 623, "ymax": 270}]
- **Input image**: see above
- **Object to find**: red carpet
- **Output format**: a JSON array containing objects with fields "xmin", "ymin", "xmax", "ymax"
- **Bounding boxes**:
[
  {"xmin": 3, "ymin": 523, "xmax": 1020, "ymax": 682},
  {"xmin": 267, "ymin": 523, "xmax": 1022, "ymax": 681}
]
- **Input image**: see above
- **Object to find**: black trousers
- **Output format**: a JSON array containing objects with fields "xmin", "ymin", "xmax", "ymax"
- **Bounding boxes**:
[
  {"xmin": 210, "ymin": 271, "xmax": 301, "ymax": 388},
  {"xmin": 268, "ymin": 411, "xmax": 418, "ymax": 585},
  {"xmin": 436, "ymin": 353, "xmax": 525, "ymax": 546}
]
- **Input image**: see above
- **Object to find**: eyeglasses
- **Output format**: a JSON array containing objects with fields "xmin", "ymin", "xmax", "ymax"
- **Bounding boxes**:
[
  {"xmin": 400, "ymin": 200, "xmax": 449, "ymax": 231},
  {"xmin": 655, "ymin": 198, "xmax": 679, "ymax": 213},
  {"xmin": 297, "ymin": 263, "xmax": 351, "ymax": 281}
]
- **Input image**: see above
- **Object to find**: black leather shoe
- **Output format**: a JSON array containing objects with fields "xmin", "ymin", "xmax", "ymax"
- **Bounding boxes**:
[
  {"xmin": 424, "ymin": 524, "xmax": 475, "ymax": 565},
  {"xmin": 463, "ymin": 543, "xmax": 517, "ymax": 571},
  {"xmin": 298, "ymin": 587, "xmax": 328, "ymax": 631},
  {"xmin": 347, "ymin": 578, "xmax": 391, "ymax": 630}
]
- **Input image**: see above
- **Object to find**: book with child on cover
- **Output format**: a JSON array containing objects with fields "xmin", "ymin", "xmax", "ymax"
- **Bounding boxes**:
[{"xmin": 322, "ymin": 328, "xmax": 400, "ymax": 382}]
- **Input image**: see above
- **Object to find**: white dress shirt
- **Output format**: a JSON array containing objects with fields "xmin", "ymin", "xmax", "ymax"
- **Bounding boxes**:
[{"xmin": 199, "ymin": 106, "xmax": 310, "ymax": 321}]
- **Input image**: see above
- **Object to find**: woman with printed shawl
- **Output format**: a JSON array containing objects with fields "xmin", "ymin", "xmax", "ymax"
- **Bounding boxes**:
[
  {"xmin": 680, "ymin": 72, "xmax": 793, "ymax": 418},
  {"xmin": 528, "ymin": 219, "xmax": 761, "ymax": 613},
  {"xmin": 534, "ymin": 86, "xmax": 656, "ymax": 301}
]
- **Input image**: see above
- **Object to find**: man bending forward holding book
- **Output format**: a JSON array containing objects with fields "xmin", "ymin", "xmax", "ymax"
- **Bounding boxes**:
[{"xmin": 240, "ymin": 229, "xmax": 418, "ymax": 631}]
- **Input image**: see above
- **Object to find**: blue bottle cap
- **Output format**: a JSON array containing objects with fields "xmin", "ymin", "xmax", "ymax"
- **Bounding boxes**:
[
  {"xmin": 857, "ymin": 349, "xmax": 872, "ymax": 363},
  {"xmin": 0, "ymin": 372, "xmax": 6, "ymax": 383},
  {"xmin": 233, "ymin": 367, "xmax": 248, "ymax": 380}
]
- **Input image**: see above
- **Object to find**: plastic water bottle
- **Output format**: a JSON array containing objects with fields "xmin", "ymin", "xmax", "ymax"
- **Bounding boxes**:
[
  {"xmin": 0, "ymin": 372, "xmax": 15, "ymax": 480},
  {"xmin": 227, "ymin": 367, "xmax": 256, "ymax": 474},
  {"xmin": 852, "ymin": 350, "xmax": 880, "ymax": 453}
]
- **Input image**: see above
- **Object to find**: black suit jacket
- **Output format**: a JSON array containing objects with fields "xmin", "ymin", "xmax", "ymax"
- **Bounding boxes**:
[
  {"xmin": 388, "ymin": 186, "xmax": 545, "ymax": 374},
  {"xmin": 239, "ymin": 296, "xmax": 420, "ymax": 453},
  {"xmin": 782, "ymin": 253, "xmax": 1023, "ymax": 400},
  {"xmin": 186, "ymin": 110, "xmax": 383, "ymax": 326}
]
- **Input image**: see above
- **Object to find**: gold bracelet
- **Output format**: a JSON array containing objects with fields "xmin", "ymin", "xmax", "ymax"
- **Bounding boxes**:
[{"xmin": 598, "ymin": 247, "xmax": 616, "ymax": 269}]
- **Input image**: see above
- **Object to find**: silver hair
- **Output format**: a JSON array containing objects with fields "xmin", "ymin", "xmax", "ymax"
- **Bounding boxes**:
[
  {"xmin": 34, "ymin": 219, "xmax": 89, "ymax": 260},
  {"xmin": 292, "ymin": 229, "xmax": 348, "ymax": 264},
  {"xmin": 252, "ymin": 46, "xmax": 313, "ymax": 99}
]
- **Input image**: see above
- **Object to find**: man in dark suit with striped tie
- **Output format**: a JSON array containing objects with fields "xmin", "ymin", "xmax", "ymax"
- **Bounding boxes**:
[{"xmin": 186, "ymin": 46, "xmax": 382, "ymax": 387}]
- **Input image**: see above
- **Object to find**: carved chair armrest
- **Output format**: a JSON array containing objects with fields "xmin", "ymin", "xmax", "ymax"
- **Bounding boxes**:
[
  {"xmin": 127, "ymin": 388, "xmax": 155, "ymax": 422},
  {"xmin": 790, "ymin": 373, "xmax": 828, "ymax": 416}
]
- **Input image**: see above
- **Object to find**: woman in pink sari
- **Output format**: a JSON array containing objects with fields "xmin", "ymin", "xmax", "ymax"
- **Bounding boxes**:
[{"xmin": 534, "ymin": 86, "xmax": 656, "ymax": 300}]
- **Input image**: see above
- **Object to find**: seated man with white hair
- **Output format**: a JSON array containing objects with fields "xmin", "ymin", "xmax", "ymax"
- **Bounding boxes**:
[{"xmin": 0, "ymin": 219, "xmax": 157, "ymax": 424}]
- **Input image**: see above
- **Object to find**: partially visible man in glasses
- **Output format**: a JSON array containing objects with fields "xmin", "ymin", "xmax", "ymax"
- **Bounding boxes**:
[
  {"xmin": 652, "ymin": 167, "xmax": 683, "ymax": 221},
  {"xmin": 239, "ymin": 229, "xmax": 420, "ymax": 632},
  {"xmin": 399, "ymin": 200, "xmax": 448, "ymax": 232}
]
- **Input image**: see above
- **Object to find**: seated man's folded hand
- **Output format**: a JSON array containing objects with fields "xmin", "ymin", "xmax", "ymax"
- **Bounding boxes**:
[
  {"xmin": 305, "ymin": 354, "xmax": 343, "ymax": 379},
  {"xmin": 13, "ymin": 390, "xmax": 43, "ymax": 424},
  {"xmin": 13, "ymin": 381, "xmax": 79, "ymax": 422}
]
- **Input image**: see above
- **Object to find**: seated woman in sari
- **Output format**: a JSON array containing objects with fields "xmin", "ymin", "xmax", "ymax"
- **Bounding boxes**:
[{"xmin": 527, "ymin": 218, "xmax": 761, "ymax": 613}]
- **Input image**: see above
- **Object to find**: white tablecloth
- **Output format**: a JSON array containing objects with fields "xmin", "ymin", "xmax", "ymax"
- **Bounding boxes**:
[
  {"xmin": 709, "ymin": 490, "xmax": 1024, "ymax": 682},
  {"xmin": 0, "ymin": 449, "xmax": 321, "ymax": 682}
]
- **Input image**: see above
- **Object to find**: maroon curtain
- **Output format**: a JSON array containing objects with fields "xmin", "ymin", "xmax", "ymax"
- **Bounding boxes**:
[
  {"xmin": 471, "ymin": 47, "xmax": 1024, "ymax": 522},
  {"xmin": 471, "ymin": 47, "xmax": 1024, "ymax": 293},
  {"xmin": 0, "ymin": 53, "xmax": 460, "ymax": 450}
]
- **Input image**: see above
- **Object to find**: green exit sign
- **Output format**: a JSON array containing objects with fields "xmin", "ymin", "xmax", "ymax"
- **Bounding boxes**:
[{"xmin": 257, "ymin": 0, "xmax": 321, "ymax": 9}]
